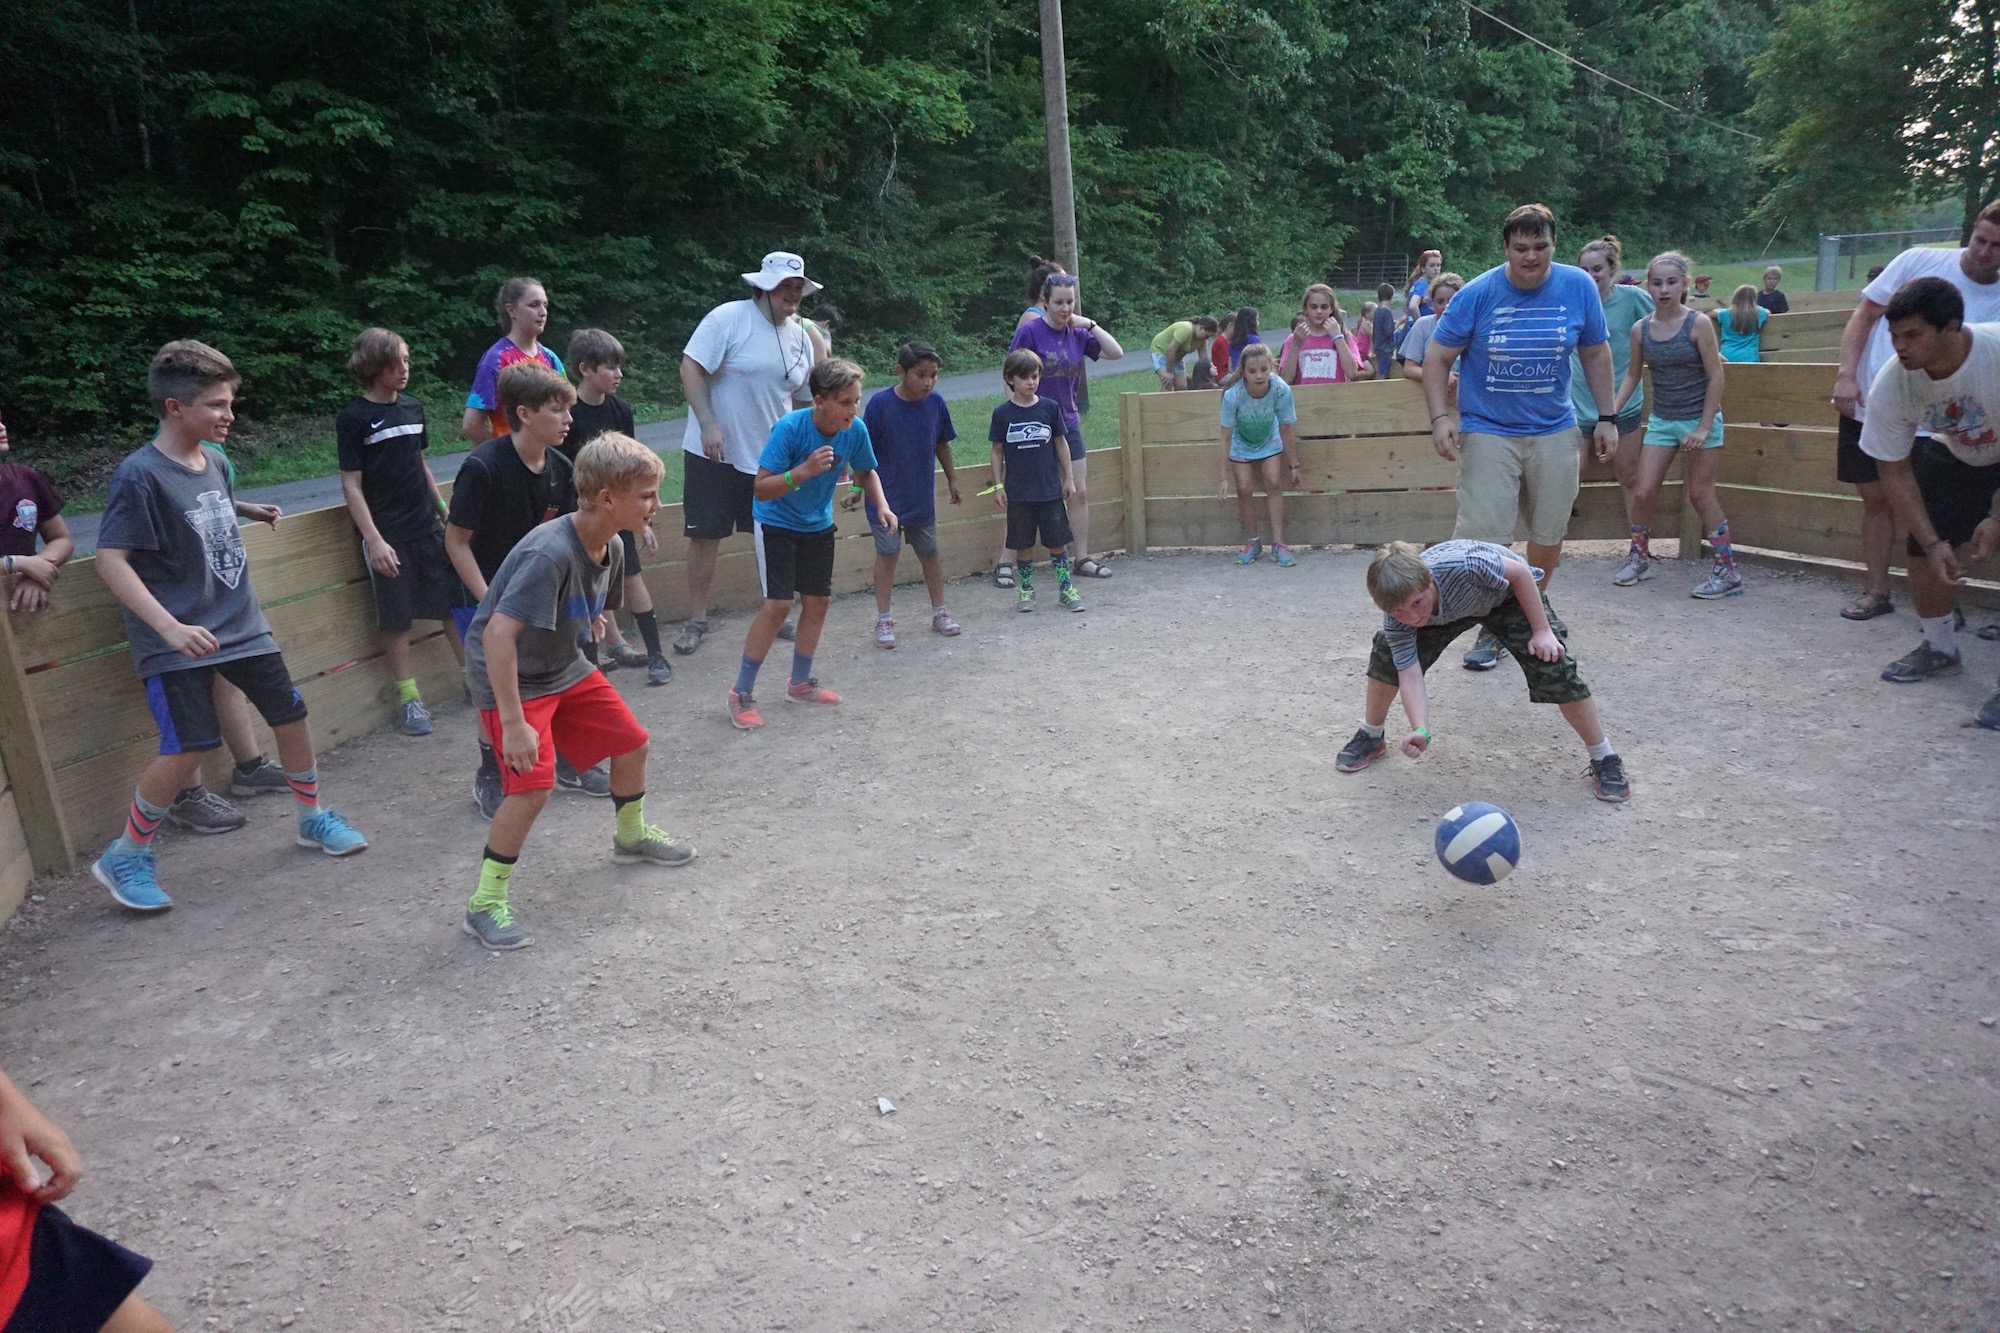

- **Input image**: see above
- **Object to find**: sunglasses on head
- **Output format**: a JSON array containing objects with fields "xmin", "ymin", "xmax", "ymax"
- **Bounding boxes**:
[{"xmin": 1045, "ymin": 275, "xmax": 1078, "ymax": 287}]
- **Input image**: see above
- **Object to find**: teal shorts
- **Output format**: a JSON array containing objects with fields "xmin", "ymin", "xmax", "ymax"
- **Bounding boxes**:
[{"xmin": 1644, "ymin": 413, "xmax": 1724, "ymax": 450}]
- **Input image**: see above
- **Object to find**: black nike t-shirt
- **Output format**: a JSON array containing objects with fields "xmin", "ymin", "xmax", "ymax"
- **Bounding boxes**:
[
  {"xmin": 335, "ymin": 393, "xmax": 438, "ymax": 544},
  {"xmin": 445, "ymin": 435, "xmax": 578, "ymax": 581},
  {"xmin": 559, "ymin": 391, "xmax": 637, "ymax": 464}
]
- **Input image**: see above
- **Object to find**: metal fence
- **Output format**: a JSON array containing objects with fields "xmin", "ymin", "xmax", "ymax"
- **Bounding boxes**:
[
  {"xmin": 1327, "ymin": 252, "xmax": 1410, "ymax": 293},
  {"xmin": 1814, "ymin": 229, "xmax": 1960, "ymax": 291}
]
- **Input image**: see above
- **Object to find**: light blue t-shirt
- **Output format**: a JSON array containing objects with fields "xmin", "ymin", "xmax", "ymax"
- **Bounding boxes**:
[
  {"xmin": 1220, "ymin": 378, "xmax": 1298, "ymax": 461},
  {"xmin": 752, "ymin": 407, "xmax": 879, "ymax": 532},
  {"xmin": 1572, "ymin": 283, "xmax": 1655, "ymax": 421},
  {"xmin": 1431, "ymin": 263, "xmax": 1610, "ymax": 437}
]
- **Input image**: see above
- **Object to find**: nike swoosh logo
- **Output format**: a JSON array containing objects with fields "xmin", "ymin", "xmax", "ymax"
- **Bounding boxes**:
[{"xmin": 370, "ymin": 420, "xmax": 385, "ymax": 429}]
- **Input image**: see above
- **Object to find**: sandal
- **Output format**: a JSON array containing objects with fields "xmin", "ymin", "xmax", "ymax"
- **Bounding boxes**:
[
  {"xmin": 1840, "ymin": 592, "xmax": 1893, "ymax": 621},
  {"xmin": 993, "ymin": 562, "xmax": 1016, "ymax": 589},
  {"xmin": 673, "ymin": 619, "xmax": 708, "ymax": 655},
  {"xmin": 1977, "ymin": 622, "xmax": 2000, "ymax": 642},
  {"xmin": 1075, "ymin": 557, "xmax": 1114, "ymax": 579}
]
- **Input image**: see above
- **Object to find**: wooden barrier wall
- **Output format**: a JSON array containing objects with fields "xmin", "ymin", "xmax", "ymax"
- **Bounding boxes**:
[{"xmin": 0, "ymin": 453, "xmax": 1125, "ymax": 877}]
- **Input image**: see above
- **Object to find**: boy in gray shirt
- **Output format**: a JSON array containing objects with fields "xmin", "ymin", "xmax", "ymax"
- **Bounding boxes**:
[
  {"xmin": 91, "ymin": 341, "xmax": 368, "ymax": 913},
  {"xmin": 460, "ymin": 432, "xmax": 696, "ymax": 950}
]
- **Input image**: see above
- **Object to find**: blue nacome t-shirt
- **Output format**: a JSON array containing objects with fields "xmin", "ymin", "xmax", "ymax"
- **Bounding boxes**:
[
  {"xmin": 861, "ymin": 387, "xmax": 956, "ymax": 529},
  {"xmin": 1430, "ymin": 262, "xmax": 1608, "ymax": 436},
  {"xmin": 753, "ymin": 407, "xmax": 879, "ymax": 532}
]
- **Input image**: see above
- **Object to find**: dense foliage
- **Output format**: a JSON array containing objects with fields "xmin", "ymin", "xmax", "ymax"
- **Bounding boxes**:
[{"xmin": 1, "ymin": 0, "xmax": 1789, "ymax": 438}]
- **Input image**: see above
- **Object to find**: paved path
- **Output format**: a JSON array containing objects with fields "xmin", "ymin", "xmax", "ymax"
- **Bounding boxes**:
[{"xmin": 64, "ymin": 367, "xmax": 1035, "ymax": 552}]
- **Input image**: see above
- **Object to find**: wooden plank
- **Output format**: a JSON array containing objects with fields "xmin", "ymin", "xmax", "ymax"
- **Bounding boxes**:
[
  {"xmin": 0, "ymin": 842, "xmax": 29, "ymax": 929},
  {"xmin": 1142, "ymin": 435, "xmax": 1457, "ymax": 497},
  {"xmin": 1138, "ymin": 379, "xmax": 1433, "ymax": 444},
  {"xmin": 0, "ymin": 606, "xmax": 74, "ymax": 872},
  {"xmin": 27, "ymin": 651, "xmax": 158, "ymax": 770},
  {"xmin": 1721, "ymin": 362, "xmax": 1839, "ymax": 427},
  {"xmin": 1122, "ymin": 392, "xmax": 1148, "ymax": 553},
  {"xmin": 260, "ymin": 582, "xmax": 382, "ymax": 681},
  {"xmin": 1145, "ymin": 489, "xmax": 1461, "ymax": 549},
  {"xmin": 1716, "ymin": 426, "xmax": 1842, "ymax": 491},
  {"xmin": 1718, "ymin": 485, "xmax": 1860, "ymax": 561},
  {"xmin": 239, "ymin": 508, "xmax": 369, "ymax": 601},
  {"xmin": 1761, "ymin": 348, "xmax": 1841, "ymax": 365},
  {"xmin": 9, "ymin": 560, "xmax": 127, "ymax": 667},
  {"xmin": 1758, "ymin": 309, "xmax": 1851, "ymax": 353},
  {"xmin": 0, "ymin": 787, "xmax": 28, "ymax": 889}
]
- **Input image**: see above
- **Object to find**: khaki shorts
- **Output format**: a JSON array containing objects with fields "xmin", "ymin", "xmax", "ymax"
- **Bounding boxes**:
[{"xmin": 1453, "ymin": 430, "xmax": 1582, "ymax": 547}]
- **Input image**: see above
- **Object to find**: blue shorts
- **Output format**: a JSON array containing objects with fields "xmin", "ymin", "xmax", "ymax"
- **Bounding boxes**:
[
  {"xmin": 1644, "ymin": 413, "xmax": 1724, "ymax": 450},
  {"xmin": 144, "ymin": 653, "xmax": 306, "ymax": 754},
  {"xmin": 2, "ymin": 1202, "xmax": 153, "ymax": 1333}
]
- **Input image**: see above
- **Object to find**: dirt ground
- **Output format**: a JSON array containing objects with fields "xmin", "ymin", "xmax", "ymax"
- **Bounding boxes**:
[{"xmin": 2, "ymin": 546, "xmax": 1997, "ymax": 1333}]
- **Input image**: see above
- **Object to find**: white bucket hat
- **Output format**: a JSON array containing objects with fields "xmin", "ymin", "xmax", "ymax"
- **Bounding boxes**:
[{"xmin": 742, "ymin": 251, "xmax": 823, "ymax": 295}]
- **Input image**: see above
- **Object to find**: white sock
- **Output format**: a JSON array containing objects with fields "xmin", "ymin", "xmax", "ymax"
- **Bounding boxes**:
[
  {"xmin": 933, "ymin": 605, "xmax": 947, "ymax": 615},
  {"xmin": 1921, "ymin": 614, "xmax": 1958, "ymax": 657},
  {"xmin": 877, "ymin": 610, "xmax": 892, "ymax": 622},
  {"xmin": 1587, "ymin": 738, "xmax": 1614, "ymax": 760},
  {"xmin": 1360, "ymin": 720, "xmax": 1385, "ymax": 738}
]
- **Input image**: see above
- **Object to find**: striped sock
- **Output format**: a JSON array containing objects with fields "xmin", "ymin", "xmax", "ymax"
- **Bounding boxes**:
[
  {"xmin": 287, "ymin": 766, "xmax": 321, "ymax": 824},
  {"xmin": 114, "ymin": 791, "xmax": 169, "ymax": 855}
]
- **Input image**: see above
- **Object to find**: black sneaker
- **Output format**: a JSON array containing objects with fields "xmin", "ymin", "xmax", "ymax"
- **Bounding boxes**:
[
  {"xmin": 1973, "ymin": 688, "xmax": 2000, "ymax": 731},
  {"xmin": 1462, "ymin": 630, "xmax": 1505, "ymax": 671},
  {"xmin": 1881, "ymin": 643, "xmax": 1962, "ymax": 683},
  {"xmin": 646, "ymin": 651, "xmax": 672, "ymax": 686},
  {"xmin": 1336, "ymin": 728, "xmax": 1388, "ymax": 773},
  {"xmin": 474, "ymin": 749, "xmax": 504, "ymax": 820},
  {"xmin": 1588, "ymin": 754, "xmax": 1631, "ymax": 803},
  {"xmin": 166, "ymin": 785, "xmax": 247, "ymax": 834}
]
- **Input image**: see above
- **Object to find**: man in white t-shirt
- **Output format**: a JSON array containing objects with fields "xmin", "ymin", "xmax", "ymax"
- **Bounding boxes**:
[
  {"xmin": 1831, "ymin": 203, "xmax": 2000, "ymax": 622},
  {"xmin": 674, "ymin": 252, "xmax": 820, "ymax": 654},
  {"xmin": 1857, "ymin": 278, "xmax": 2000, "ymax": 729}
]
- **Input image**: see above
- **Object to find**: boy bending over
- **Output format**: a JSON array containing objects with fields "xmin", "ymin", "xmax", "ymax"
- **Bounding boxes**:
[
  {"xmin": 1336, "ymin": 539, "xmax": 1631, "ymax": 802},
  {"xmin": 462, "ymin": 433, "xmax": 695, "ymax": 950}
]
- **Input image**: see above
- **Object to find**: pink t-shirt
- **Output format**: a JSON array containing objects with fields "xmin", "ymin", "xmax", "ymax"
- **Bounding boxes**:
[{"xmin": 1282, "ymin": 329, "xmax": 1350, "ymax": 384}]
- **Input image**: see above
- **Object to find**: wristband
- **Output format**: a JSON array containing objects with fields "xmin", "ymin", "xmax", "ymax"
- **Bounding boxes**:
[
  {"xmin": 784, "ymin": 469, "xmax": 798, "ymax": 492},
  {"xmin": 1598, "ymin": 414, "xmax": 1619, "ymax": 425},
  {"xmin": 1430, "ymin": 413, "xmax": 1449, "ymax": 424},
  {"xmin": 3, "ymin": 556, "xmax": 12, "ymax": 574},
  {"xmin": 1413, "ymin": 726, "xmax": 1431, "ymax": 741}
]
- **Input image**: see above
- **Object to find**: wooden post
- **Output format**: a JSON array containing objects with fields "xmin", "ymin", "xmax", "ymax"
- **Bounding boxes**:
[
  {"xmin": 1120, "ymin": 392, "xmax": 1146, "ymax": 555},
  {"xmin": 0, "ymin": 610, "xmax": 74, "ymax": 873},
  {"xmin": 1039, "ymin": 0, "xmax": 1078, "ymax": 275}
]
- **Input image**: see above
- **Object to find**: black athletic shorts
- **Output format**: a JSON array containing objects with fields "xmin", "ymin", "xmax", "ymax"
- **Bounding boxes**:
[
  {"xmin": 1903, "ymin": 438, "xmax": 2000, "ymax": 557},
  {"xmin": 1836, "ymin": 414, "xmax": 1879, "ymax": 485},
  {"xmin": 757, "ymin": 523, "xmax": 836, "ymax": 601},
  {"xmin": 144, "ymin": 652, "xmax": 307, "ymax": 755},
  {"xmin": 1366, "ymin": 591, "xmax": 1592, "ymax": 706},
  {"xmin": 618, "ymin": 528, "xmax": 642, "ymax": 573},
  {"xmin": 1006, "ymin": 497, "xmax": 1074, "ymax": 554},
  {"xmin": 367, "ymin": 529, "xmax": 474, "ymax": 633},
  {"xmin": 0, "ymin": 1203, "xmax": 153, "ymax": 1333},
  {"xmin": 683, "ymin": 452, "xmax": 756, "ymax": 540}
]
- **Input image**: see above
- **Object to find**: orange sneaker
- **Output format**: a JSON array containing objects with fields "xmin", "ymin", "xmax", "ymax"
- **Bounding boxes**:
[
  {"xmin": 727, "ymin": 690, "xmax": 764, "ymax": 729},
  {"xmin": 786, "ymin": 678, "xmax": 842, "ymax": 706}
]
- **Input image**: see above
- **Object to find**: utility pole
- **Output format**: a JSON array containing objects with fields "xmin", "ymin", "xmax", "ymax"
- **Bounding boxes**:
[{"xmin": 1039, "ymin": 0, "xmax": 1079, "ymax": 275}]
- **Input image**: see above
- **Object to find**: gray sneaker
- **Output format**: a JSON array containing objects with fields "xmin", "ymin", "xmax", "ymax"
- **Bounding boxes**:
[
  {"xmin": 1973, "ymin": 688, "xmax": 2000, "ymax": 731},
  {"xmin": 1462, "ymin": 630, "xmax": 1504, "ymax": 671},
  {"xmin": 399, "ymin": 698, "xmax": 433, "ymax": 736},
  {"xmin": 474, "ymin": 750, "xmax": 505, "ymax": 820},
  {"xmin": 1335, "ymin": 728, "xmax": 1387, "ymax": 773},
  {"xmin": 646, "ymin": 651, "xmax": 672, "ymax": 686},
  {"xmin": 775, "ymin": 619, "xmax": 797, "ymax": 641},
  {"xmin": 557, "ymin": 757, "xmax": 613, "ymax": 797},
  {"xmin": 166, "ymin": 785, "xmax": 247, "ymax": 834},
  {"xmin": 1881, "ymin": 643, "xmax": 1962, "ymax": 683},
  {"xmin": 228, "ymin": 757, "xmax": 291, "ymax": 797},
  {"xmin": 1612, "ymin": 552, "xmax": 1651, "ymax": 586},
  {"xmin": 1691, "ymin": 566, "xmax": 1744, "ymax": 599},
  {"xmin": 463, "ymin": 905, "xmax": 532, "ymax": 950},
  {"xmin": 613, "ymin": 825, "xmax": 698, "ymax": 866}
]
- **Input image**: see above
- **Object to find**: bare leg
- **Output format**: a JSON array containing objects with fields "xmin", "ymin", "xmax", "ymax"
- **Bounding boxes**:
[
  {"xmin": 1558, "ymin": 696, "xmax": 1606, "ymax": 748},
  {"xmin": 1855, "ymin": 479, "xmax": 1896, "ymax": 599},
  {"xmin": 1526, "ymin": 540, "xmax": 1564, "ymax": 589},
  {"xmin": 683, "ymin": 537, "xmax": 721, "ymax": 624},
  {"xmin": 102, "ymin": 1292, "xmax": 176, "ymax": 1333},
  {"xmin": 917, "ymin": 552, "xmax": 946, "ymax": 608},
  {"xmin": 1625, "ymin": 446, "xmax": 1679, "ymax": 533},
  {"xmin": 625, "ymin": 569, "xmax": 654, "ymax": 615},
  {"xmin": 794, "ymin": 594, "xmax": 832, "ymax": 659},
  {"xmin": 1907, "ymin": 547, "xmax": 1958, "ymax": 618},
  {"xmin": 1067, "ymin": 454, "xmax": 1091, "ymax": 563},
  {"xmin": 1614, "ymin": 427, "xmax": 1649, "ymax": 525},
  {"xmin": 136, "ymin": 752, "xmax": 208, "ymax": 810},
  {"xmin": 381, "ymin": 628, "xmax": 414, "ymax": 681},
  {"xmin": 1685, "ymin": 448, "xmax": 1725, "ymax": 530},
  {"xmin": 269, "ymin": 717, "xmax": 317, "ymax": 779},
  {"xmin": 607, "ymin": 737, "xmax": 648, "ymax": 799},
  {"xmin": 1363, "ymin": 677, "xmax": 1398, "ymax": 727},
  {"xmin": 485, "ymin": 787, "xmax": 551, "ymax": 858},
  {"xmin": 1232, "ymin": 461, "xmax": 1261, "ymax": 541},
  {"xmin": 873, "ymin": 552, "xmax": 899, "ymax": 614},
  {"xmin": 740, "ymin": 599, "xmax": 792, "ymax": 665},
  {"xmin": 211, "ymin": 677, "xmax": 262, "ymax": 766},
  {"xmin": 1258, "ymin": 455, "xmax": 1286, "ymax": 546}
]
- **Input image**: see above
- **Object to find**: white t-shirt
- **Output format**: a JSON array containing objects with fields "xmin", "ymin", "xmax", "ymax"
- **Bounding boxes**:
[
  {"xmin": 1860, "ymin": 323, "xmax": 2000, "ymax": 467},
  {"xmin": 1856, "ymin": 249, "xmax": 2000, "ymax": 423},
  {"xmin": 681, "ymin": 299, "xmax": 817, "ymax": 473}
]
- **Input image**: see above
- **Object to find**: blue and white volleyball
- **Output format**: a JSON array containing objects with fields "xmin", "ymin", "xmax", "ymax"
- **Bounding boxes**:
[{"xmin": 1434, "ymin": 803, "xmax": 1521, "ymax": 885}]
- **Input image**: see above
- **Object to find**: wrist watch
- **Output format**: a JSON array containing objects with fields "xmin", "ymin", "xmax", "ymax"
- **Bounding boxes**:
[{"xmin": 1597, "ymin": 414, "xmax": 1619, "ymax": 425}]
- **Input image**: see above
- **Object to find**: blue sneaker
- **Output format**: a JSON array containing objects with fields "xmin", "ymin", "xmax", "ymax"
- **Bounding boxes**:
[
  {"xmin": 92, "ymin": 843, "xmax": 171, "ymax": 912},
  {"xmin": 297, "ymin": 809, "xmax": 368, "ymax": 856}
]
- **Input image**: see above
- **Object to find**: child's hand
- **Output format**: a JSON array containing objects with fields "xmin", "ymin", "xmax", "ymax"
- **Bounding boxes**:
[
  {"xmin": 876, "ymin": 505, "xmax": 898, "ymax": 534},
  {"xmin": 9, "ymin": 579, "xmax": 48, "ymax": 612},
  {"xmin": 500, "ymin": 719, "xmax": 540, "ymax": 773},
  {"xmin": 802, "ymin": 445, "xmax": 837, "ymax": 478},
  {"xmin": 242, "ymin": 503, "xmax": 282, "ymax": 528},
  {"xmin": 994, "ymin": 490, "xmax": 1008, "ymax": 510},
  {"xmin": 164, "ymin": 621, "xmax": 220, "ymax": 659},
  {"xmin": 591, "ymin": 614, "xmax": 609, "ymax": 643},
  {"xmin": 0, "ymin": 1077, "xmax": 82, "ymax": 1204},
  {"xmin": 838, "ymin": 490, "xmax": 863, "ymax": 512},
  {"xmin": 948, "ymin": 485, "xmax": 962, "ymax": 507},
  {"xmin": 1681, "ymin": 425, "xmax": 1709, "ymax": 452},
  {"xmin": 1219, "ymin": 477, "xmax": 1231, "ymax": 504},
  {"xmin": 1400, "ymin": 730, "xmax": 1430, "ymax": 760},
  {"xmin": 366, "ymin": 541, "xmax": 402, "ymax": 579},
  {"xmin": 10, "ymin": 554, "xmax": 59, "ymax": 590},
  {"xmin": 1528, "ymin": 629, "xmax": 1563, "ymax": 662},
  {"xmin": 639, "ymin": 526, "xmax": 659, "ymax": 557}
]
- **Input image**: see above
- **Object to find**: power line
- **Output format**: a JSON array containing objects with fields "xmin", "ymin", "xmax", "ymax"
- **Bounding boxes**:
[{"xmin": 1459, "ymin": 0, "xmax": 1763, "ymax": 142}]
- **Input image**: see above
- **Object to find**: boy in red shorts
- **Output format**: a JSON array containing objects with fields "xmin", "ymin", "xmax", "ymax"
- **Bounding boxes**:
[{"xmin": 460, "ymin": 432, "xmax": 696, "ymax": 950}]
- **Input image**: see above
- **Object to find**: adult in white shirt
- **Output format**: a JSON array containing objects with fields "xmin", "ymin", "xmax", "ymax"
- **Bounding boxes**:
[
  {"xmin": 675, "ymin": 252, "xmax": 820, "ymax": 655},
  {"xmin": 1830, "ymin": 203, "xmax": 2000, "ymax": 621},
  {"xmin": 1857, "ymin": 277, "xmax": 2000, "ymax": 730}
]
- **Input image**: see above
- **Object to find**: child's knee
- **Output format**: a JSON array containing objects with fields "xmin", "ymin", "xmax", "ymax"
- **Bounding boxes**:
[
  {"xmin": 617, "ymin": 736, "xmax": 650, "ymax": 765},
  {"xmin": 505, "ymin": 787, "xmax": 552, "ymax": 814}
]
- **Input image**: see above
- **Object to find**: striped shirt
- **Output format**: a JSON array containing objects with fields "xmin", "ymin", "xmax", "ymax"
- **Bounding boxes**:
[{"xmin": 1380, "ymin": 540, "xmax": 1532, "ymax": 671}]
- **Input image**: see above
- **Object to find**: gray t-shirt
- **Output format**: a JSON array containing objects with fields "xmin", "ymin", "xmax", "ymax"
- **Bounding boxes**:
[
  {"xmin": 1399, "ymin": 313, "xmax": 1442, "ymax": 365},
  {"xmin": 464, "ymin": 516, "xmax": 624, "ymax": 710},
  {"xmin": 96, "ymin": 441, "xmax": 276, "ymax": 679}
]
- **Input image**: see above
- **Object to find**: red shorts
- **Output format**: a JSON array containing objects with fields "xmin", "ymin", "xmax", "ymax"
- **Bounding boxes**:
[{"xmin": 480, "ymin": 671, "xmax": 649, "ymax": 795}]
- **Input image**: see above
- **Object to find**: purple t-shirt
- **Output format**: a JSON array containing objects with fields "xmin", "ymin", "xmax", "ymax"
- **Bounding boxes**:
[
  {"xmin": 861, "ymin": 387, "xmax": 956, "ymax": 529},
  {"xmin": 1008, "ymin": 319, "xmax": 1102, "ymax": 432}
]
